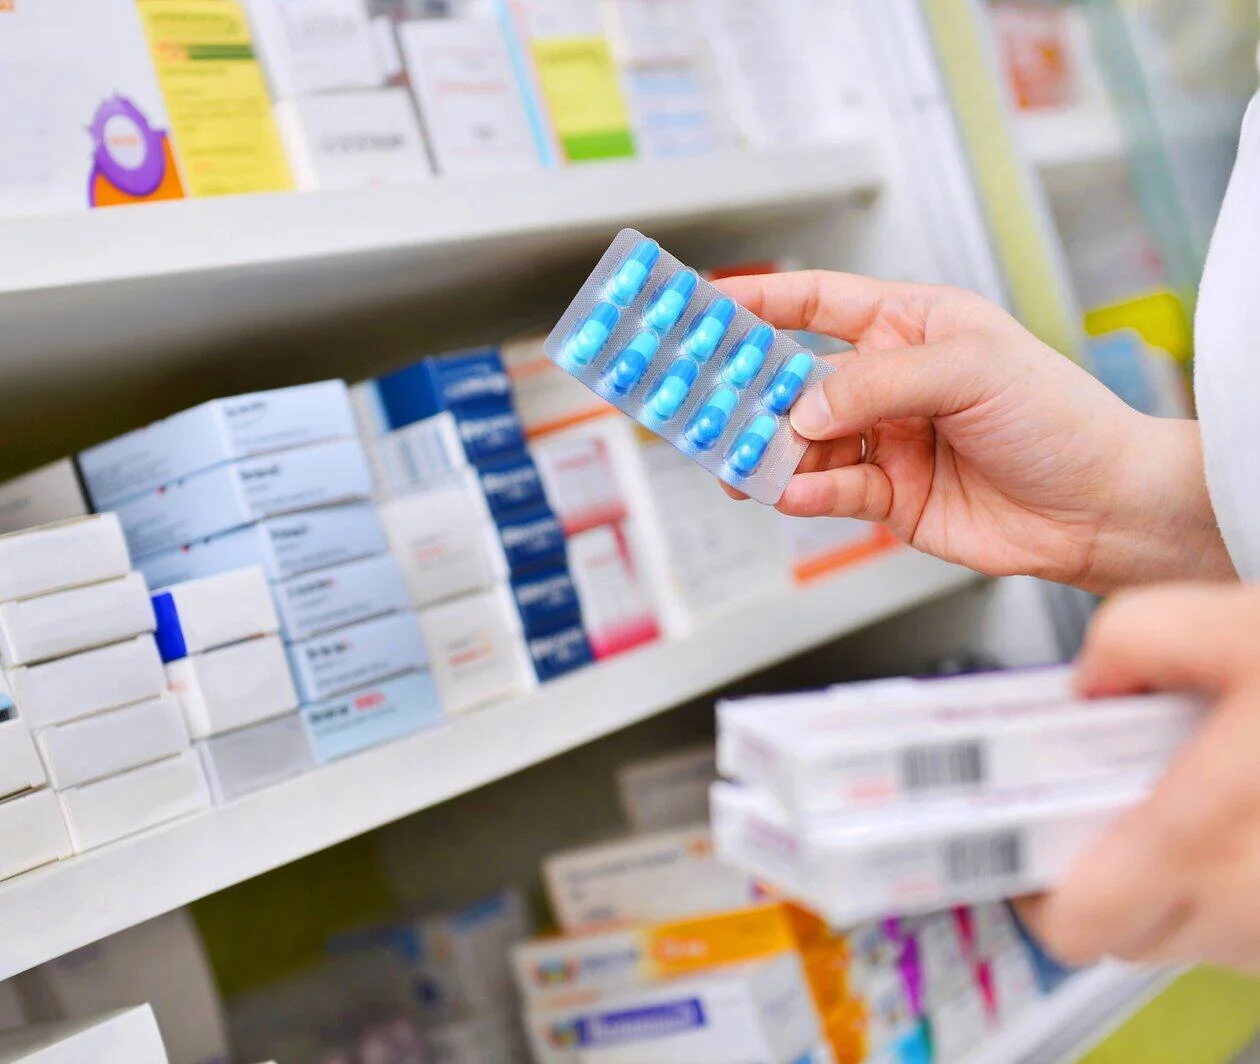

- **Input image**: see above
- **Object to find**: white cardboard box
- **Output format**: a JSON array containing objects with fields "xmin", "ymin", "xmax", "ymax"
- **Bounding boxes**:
[
  {"xmin": 197, "ymin": 713, "xmax": 315, "ymax": 804},
  {"xmin": 615, "ymin": 744, "xmax": 715, "ymax": 834},
  {"xmin": 0, "ymin": 718, "xmax": 46, "ymax": 800},
  {"xmin": 0, "ymin": 573, "xmax": 154, "ymax": 667},
  {"xmin": 0, "ymin": 789, "xmax": 72, "ymax": 882},
  {"xmin": 287, "ymin": 609, "xmax": 428, "ymax": 703},
  {"xmin": 0, "ymin": 1006, "xmax": 169, "ymax": 1064},
  {"xmin": 274, "ymin": 552, "xmax": 410, "ymax": 642},
  {"xmin": 166, "ymin": 635, "xmax": 299, "ymax": 739},
  {"xmin": 151, "ymin": 566, "xmax": 280, "ymax": 661},
  {"xmin": 417, "ymin": 591, "xmax": 533, "ymax": 715},
  {"xmin": 567, "ymin": 522, "xmax": 659, "ymax": 661},
  {"xmin": 244, "ymin": 0, "xmax": 383, "ymax": 98},
  {"xmin": 0, "ymin": 460, "xmax": 90, "ymax": 538},
  {"xmin": 7, "ymin": 635, "xmax": 167, "ymax": 730},
  {"xmin": 34, "ymin": 693, "xmax": 190, "ymax": 790},
  {"xmin": 0, "ymin": 515, "xmax": 130, "ymax": 603},
  {"xmin": 542, "ymin": 825, "xmax": 757, "ymax": 933},
  {"xmin": 58, "ymin": 750, "xmax": 211, "ymax": 853}
]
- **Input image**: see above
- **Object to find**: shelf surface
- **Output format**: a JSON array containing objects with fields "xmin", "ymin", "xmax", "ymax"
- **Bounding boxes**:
[{"xmin": 0, "ymin": 548, "xmax": 972, "ymax": 982}]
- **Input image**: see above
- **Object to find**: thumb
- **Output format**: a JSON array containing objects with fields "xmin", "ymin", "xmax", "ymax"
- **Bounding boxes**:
[
  {"xmin": 789, "ymin": 335, "xmax": 988, "ymax": 439},
  {"xmin": 1076, "ymin": 584, "xmax": 1260, "ymax": 698}
]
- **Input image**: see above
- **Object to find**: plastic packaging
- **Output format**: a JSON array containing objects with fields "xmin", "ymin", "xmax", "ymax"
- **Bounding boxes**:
[{"xmin": 545, "ymin": 231, "xmax": 834, "ymax": 504}]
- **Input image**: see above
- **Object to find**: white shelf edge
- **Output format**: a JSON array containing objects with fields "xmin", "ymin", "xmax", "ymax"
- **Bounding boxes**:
[
  {"xmin": 964, "ymin": 962, "xmax": 1178, "ymax": 1064},
  {"xmin": 0, "ymin": 141, "xmax": 884, "ymax": 296},
  {"xmin": 1018, "ymin": 107, "xmax": 1126, "ymax": 171},
  {"xmin": 0, "ymin": 549, "xmax": 974, "ymax": 982}
]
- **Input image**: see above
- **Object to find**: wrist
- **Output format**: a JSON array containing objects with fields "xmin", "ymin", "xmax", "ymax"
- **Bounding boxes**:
[{"xmin": 1079, "ymin": 416, "xmax": 1236, "ymax": 594}]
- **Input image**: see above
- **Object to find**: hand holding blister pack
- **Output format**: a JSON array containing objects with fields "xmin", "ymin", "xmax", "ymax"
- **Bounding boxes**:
[{"xmin": 545, "ymin": 230, "xmax": 835, "ymax": 504}]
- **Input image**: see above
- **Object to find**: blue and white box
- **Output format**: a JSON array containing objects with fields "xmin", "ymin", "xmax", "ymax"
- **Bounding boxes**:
[
  {"xmin": 523, "ymin": 620, "xmax": 594, "ymax": 683},
  {"xmin": 152, "ymin": 566, "xmax": 280, "ymax": 663},
  {"xmin": 301, "ymin": 669, "xmax": 443, "ymax": 763},
  {"xmin": 493, "ymin": 505, "xmax": 566, "ymax": 575},
  {"xmin": 509, "ymin": 564, "xmax": 582, "ymax": 637},
  {"xmin": 111, "ymin": 438, "xmax": 374, "ymax": 561},
  {"xmin": 197, "ymin": 712, "xmax": 316, "ymax": 804},
  {"xmin": 287, "ymin": 609, "xmax": 429, "ymax": 703},
  {"xmin": 166, "ymin": 634, "xmax": 299, "ymax": 739},
  {"xmin": 476, "ymin": 453, "xmax": 549, "ymax": 519},
  {"xmin": 79, "ymin": 381, "xmax": 357, "ymax": 509},
  {"xmin": 138, "ymin": 502, "xmax": 390, "ymax": 588},
  {"xmin": 360, "ymin": 348, "xmax": 515, "ymax": 432},
  {"xmin": 274, "ymin": 553, "xmax": 411, "ymax": 642}
]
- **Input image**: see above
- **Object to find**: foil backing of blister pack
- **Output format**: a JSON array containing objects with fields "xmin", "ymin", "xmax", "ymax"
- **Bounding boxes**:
[{"xmin": 545, "ymin": 228, "xmax": 835, "ymax": 504}]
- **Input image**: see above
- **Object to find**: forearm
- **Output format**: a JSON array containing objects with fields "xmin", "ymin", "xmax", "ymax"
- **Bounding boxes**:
[{"xmin": 1079, "ymin": 417, "xmax": 1237, "ymax": 595}]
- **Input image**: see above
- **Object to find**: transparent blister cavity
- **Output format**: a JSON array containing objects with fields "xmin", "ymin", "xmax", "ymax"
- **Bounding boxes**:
[{"xmin": 545, "ymin": 229, "xmax": 836, "ymax": 505}]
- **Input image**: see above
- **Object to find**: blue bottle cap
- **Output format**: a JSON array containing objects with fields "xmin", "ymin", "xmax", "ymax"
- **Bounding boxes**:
[
  {"xmin": 723, "ymin": 324, "xmax": 774, "ymax": 389},
  {"xmin": 762, "ymin": 351, "xmax": 814, "ymax": 415},
  {"xmin": 726, "ymin": 414, "xmax": 778, "ymax": 477},
  {"xmin": 682, "ymin": 298, "xmax": 736, "ymax": 363},
  {"xmin": 685, "ymin": 385, "xmax": 739, "ymax": 450},
  {"xmin": 564, "ymin": 301, "xmax": 620, "ymax": 367},
  {"xmin": 648, "ymin": 357, "xmax": 699, "ymax": 420},
  {"xmin": 606, "ymin": 239, "xmax": 661, "ymax": 306},
  {"xmin": 604, "ymin": 330, "xmax": 660, "ymax": 396},
  {"xmin": 644, "ymin": 270, "xmax": 699, "ymax": 333}
]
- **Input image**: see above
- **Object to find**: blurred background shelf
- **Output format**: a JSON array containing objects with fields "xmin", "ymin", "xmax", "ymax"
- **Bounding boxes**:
[{"xmin": 1018, "ymin": 106, "xmax": 1126, "ymax": 170}]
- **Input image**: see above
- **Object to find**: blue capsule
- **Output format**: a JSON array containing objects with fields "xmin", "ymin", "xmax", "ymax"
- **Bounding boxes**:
[
  {"xmin": 606, "ymin": 239, "xmax": 660, "ymax": 306},
  {"xmin": 723, "ymin": 324, "xmax": 774, "ymax": 388},
  {"xmin": 604, "ymin": 330, "xmax": 660, "ymax": 395},
  {"xmin": 685, "ymin": 385, "xmax": 738, "ymax": 450},
  {"xmin": 563, "ymin": 301, "xmax": 619, "ymax": 367},
  {"xmin": 681, "ymin": 298, "xmax": 736, "ymax": 363},
  {"xmin": 644, "ymin": 270, "xmax": 699, "ymax": 333},
  {"xmin": 648, "ymin": 357, "xmax": 699, "ymax": 420},
  {"xmin": 761, "ymin": 352, "xmax": 814, "ymax": 415},
  {"xmin": 726, "ymin": 414, "xmax": 778, "ymax": 477}
]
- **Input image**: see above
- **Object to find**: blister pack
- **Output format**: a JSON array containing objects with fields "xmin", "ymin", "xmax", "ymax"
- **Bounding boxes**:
[{"xmin": 545, "ymin": 230, "xmax": 835, "ymax": 504}]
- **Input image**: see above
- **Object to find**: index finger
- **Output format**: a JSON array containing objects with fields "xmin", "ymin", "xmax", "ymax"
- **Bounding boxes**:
[{"xmin": 713, "ymin": 270, "xmax": 903, "ymax": 344}]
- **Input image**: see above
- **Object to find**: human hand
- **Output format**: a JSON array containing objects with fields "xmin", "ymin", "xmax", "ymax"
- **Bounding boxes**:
[
  {"xmin": 714, "ymin": 271, "xmax": 1232, "ymax": 594},
  {"xmin": 1016, "ymin": 584, "xmax": 1260, "ymax": 972}
]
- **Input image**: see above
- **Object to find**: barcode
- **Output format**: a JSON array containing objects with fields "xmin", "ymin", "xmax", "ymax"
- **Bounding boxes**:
[
  {"xmin": 943, "ymin": 831, "xmax": 1024, "ymax": 884},
  {"xmin": 901, "ymin": 740, "xmax": 986, "ymax": 792}
]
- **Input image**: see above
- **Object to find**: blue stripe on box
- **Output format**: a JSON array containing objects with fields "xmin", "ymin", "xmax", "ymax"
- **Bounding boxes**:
[{"xmin": 151, "ymin": 591, "xmax": 188, "ymax": 663}]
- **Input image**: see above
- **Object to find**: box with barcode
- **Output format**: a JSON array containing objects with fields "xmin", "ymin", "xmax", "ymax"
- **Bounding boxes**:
[
  {"xmin": 710, "ymin": 780, "xmax": 1147, "ymax": 927},
  {"xmin": 720, "ymin": 692, "xmax": 1200, "ymax": 814}
]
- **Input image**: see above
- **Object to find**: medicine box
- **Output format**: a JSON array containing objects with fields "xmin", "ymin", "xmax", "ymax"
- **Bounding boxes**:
[
  {"xmin": 531, "ymin": 429, "xmax": 629, "ymax": 535},
  {"xmin": 0, "ymin": 789, "xmax": 72, "ymax": 882},
  {"xmin": 152, "ymin": 566, "xmax": 280, "ymax": 663},
  {"xmin": 0, "ymin": 1006, "xmax": 168, "ymax": 1064},
  {"xmin": 34, "ymin": 694, "xmax": 190, "ymax": 791},
  {"xmin": 360, "ymin": 411, "xmax": 468, "ymax": 496},
  {"xmin": 509, "ymin": 565, "xmax": 583, "ymax": 637},
  {"xmin": 542, "ymin": 826, "xmax": 759, "ymax": 933},
  {"xmin": 197, "ymin": 713, "xmax": 315, "ymax": 804},
  {"xmin": 0, "ymin": 460, "xmax": 90, "ymax": 538},
  {"xmin": 166, "ymin": 634, "xmax": 299, "ymax": 739},
  {"xmin": 301, "ymin": 669, "xmax": 442, "ymax": 763},
  {"xmin": 78, "ymin": 381, "xmax": 357, "ymax": 509},
  {"xmin": 139, "ymin": 502, "xmax": 389, "ymax": 588},
  {"xmin": 274, "ymin": 553, "xmax": 410, "ymax": 642},
  {"xmin": 287, "ymin": 609, "xmax": 428, "ymax": 703},
  {"xmin": 363, "ymin": 348, "xmax": 516, "ymax": 433},
  {"xmin": 244, "ymin": 0, "xmax": 382, "ymax": 98},
  {"xmin": 58, "ymin": 750, "xmax": 211, "ymax": 853},
  {"xmin": 616, "ymin": 744, "xmax": 716, "ymax": 834},
  {"xmin": 494, "ymin": 504, "xmax": 567, "ymax": 575},
  {"xmin": 7, "ymin": 635, "xmax": 168, "ymax": 730},
  {"xmin": 710, "ymin": 779, "xmax": 1149, "ymax": 927},
  {"xmin": 523, "ymin": 621, "xmax": 595, "ymax": 683},
  {"xmin": 525, "ymin": 954, "xmax": 821, "ymax": 1064},
  {"xmin": 0, "ymin": 719, "xmax": 46, "ymax": 800},
  {"xmin": 0, "ymin": 573, "xmax": 154, "ymax": 668},
  {"xmin": 417, "ymin": 591, "xmax": 534, "ymax": 716},
  {"xmin": 566, "ymin": 523, "xmax": 659, "ymax": 660},
  {"xmin": 501, "ymin": 331, "xmax": 615, "ymax": 439},
  {"xmin": 0, "ymin": 515, "xmax": 130, "ymax": 604},
  {"xmin": 111, "ymin": 438, "xmax": 373, "ymax": 561}
]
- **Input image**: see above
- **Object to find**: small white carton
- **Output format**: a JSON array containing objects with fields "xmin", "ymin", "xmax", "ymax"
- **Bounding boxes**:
[
  {"xmin": 567, "ymin": 523, "xmax": 659, "ymax": 661},
  {"xmin": 166, "ymin": 635, "xmax": 299, "ymax": 739},
  {"xmin": 152, "ymin": 567, "xmax": 280, "ymax": 661},
  {"xmin": 0, "ymin": 717, "xmax": 46, "ymax": 800},
  {"xmin": 110, "ymin": 439, "xmax": 373, "ymax": 561},
  {"xmin": 244, "ymin": 0, "xmax": 382, "ymax": 98},
  {"xmin": 78, "ymin": 381, "xmax": 357, "ymax": 509},
  {"xmin": 34, "ymin": 694, "xmax": 190, "ymax": 791},
  {"xmin": 616, "ymin": 744, "xmax": 716, "ymax": 834},
  {"xmin": 7, "ymin": 635, "xmax": 167, "ymax": 730},
  {"xmin": 0, "ymin": 789, "xmax": 72, "ymax": 882},
  {"xmin": 197, "ymin": 713, "xmax": 315, "ymax": 804},
  {"xmin": 274, "ymin": 553, "xmax": 410, "ymax": 642},
  {"xmin": 0, "ymin": 1006, "xmax": 169, "ymax": 1064},
  {"xmin": 0, "ymin": 460, "xmax": 90, "ymax": 537},
  {"xmin": 58, "ymin": 750, "xmax": 211, "ymax": 853},
  {"xmin": 0, "ymin": 573, "xmax": 154, "ymax": 667},
  {"xmin": 542, "ymin": 826, "xmax": 758, "ymax": 933},
  {"xmin": 417, "ymin": 591, "xmax": 534, "ymax": 715},
  {"xmin": 287, "ymin": 610, "xmax": 428, "ymax": 703},
  {"xmin": 531, "ymin": 428, "xmax": 629, "ymax": 536},
  {"xmin": 0, "ymin": 515, "xmax": 130, "ymax": 603}
]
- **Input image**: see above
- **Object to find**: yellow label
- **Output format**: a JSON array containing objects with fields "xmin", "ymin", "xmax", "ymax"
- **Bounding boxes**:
[
  {"xmin": 138, "ymin": 0, "xmax": 292, "ymax": 197},
  {"xmin": 1084, "ymin": 290, "xmax": 1194, "ymax": 364},
  {"xmin": 530, "ymin": 36, "xmax": 635, "ymax": 161},
  {"xmin": 645, "ymin": 903, "xmax": 802, "ymax": 979}
]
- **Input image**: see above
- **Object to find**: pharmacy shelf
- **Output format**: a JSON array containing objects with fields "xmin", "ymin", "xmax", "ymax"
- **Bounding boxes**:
[
  {"xmin": 965, "ymin": 963, "xmax": 1177, "ymax": 1064},
  {"xmin": 0, "ymin": 548, "xmax": 973, "ymax": 982},
  {"xmin": 0, "ymin": 141, "xmax": 883, "ymax": 385},
  {"xmin": 1018, "ymin": 106, "xmax": 1126, "ymax": 171}
]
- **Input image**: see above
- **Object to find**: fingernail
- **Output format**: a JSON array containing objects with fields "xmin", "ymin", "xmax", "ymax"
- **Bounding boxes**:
[{"xmin": 790, "ymin": 386, "xmax": 831, "ymax": 437}]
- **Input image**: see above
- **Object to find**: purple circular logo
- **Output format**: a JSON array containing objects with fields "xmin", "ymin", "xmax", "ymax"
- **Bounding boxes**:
[{"xmin": 89, "ymin": 96, "xmax": 166, "ymax": 197}]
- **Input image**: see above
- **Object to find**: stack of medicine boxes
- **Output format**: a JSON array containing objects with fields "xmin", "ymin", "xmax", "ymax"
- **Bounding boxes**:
[
  {"xmin": 77, "ymin": 381, "xmax": 442, "ymax": 770},
  {"xmin": 0, "ymin": 514, "xmax": 209, "ymax": 861},
  {"xmin": 355, "ymin": 348, "xmax": 595, "ymax": 715}
]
